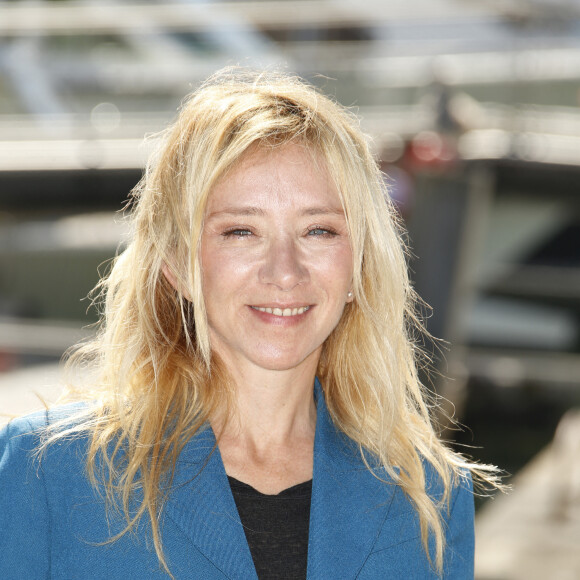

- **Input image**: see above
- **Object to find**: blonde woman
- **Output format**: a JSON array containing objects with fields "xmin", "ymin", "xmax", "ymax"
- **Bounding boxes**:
[{"xmin": 0, "ymin": 69, "xmax": 494, "ymax": 579}]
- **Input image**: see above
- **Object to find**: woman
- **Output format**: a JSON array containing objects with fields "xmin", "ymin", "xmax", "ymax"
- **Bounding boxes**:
[{"xmin": 0, "ymin": 68, "xmax": 494, "ymax": 579}]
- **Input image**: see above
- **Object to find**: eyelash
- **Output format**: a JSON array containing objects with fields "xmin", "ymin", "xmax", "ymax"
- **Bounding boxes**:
[
  {"xmin": 221, "ymin": 226, "xmax": 339, "ymax": 238},
  {"xmin": 222, "ymin": 228, "xmax": 252, "ymax": 238},
  {"xmin": 308, "ymin": 226, "xmax": 338, "ymax": 237}
]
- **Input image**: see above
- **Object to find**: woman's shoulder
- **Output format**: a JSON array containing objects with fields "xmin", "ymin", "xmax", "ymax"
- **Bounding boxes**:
[
  {"xmin": 420, "ymin": 458, "xmax": 475, "ymax": 516},
  {"xmin": 0, "ymin": 402, "xmax": 92, "ymax": 469},
  {"xmin": 0, "ymin": 403, "xmax": 99, "ymax": 519},
  {"xmin": 1, "ymin": 401, "xmax": 89, "ymax": 438}
]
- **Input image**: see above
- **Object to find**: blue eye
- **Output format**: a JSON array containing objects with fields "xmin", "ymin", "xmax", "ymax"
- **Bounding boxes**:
[
  {"xmin": 308, "ymin": 227, "xmax": 336, "ymax": 237},
  {"xmin": 223, "ymin": 228, "xmax": 252, "ymax": 237}
]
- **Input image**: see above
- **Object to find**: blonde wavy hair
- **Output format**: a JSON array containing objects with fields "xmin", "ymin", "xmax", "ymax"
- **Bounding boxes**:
[{"xmin": 44, "ymin": 67, "xmax": 495, "ymax": 577}]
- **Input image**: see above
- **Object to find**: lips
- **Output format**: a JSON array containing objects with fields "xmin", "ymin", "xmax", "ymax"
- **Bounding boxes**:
[{"xmin": 251, "ymin": 306, "xmax": 311, "ymax": 317}]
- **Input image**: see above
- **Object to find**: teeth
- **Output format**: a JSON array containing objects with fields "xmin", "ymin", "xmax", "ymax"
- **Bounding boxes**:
[{"xmin": 253, "ymin": 306, "xmax": 310, "ymax": 317}]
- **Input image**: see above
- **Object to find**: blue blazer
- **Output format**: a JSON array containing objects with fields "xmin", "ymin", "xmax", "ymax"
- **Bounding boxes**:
[{"xmin": 0, "ymin": 381, "xmax": 474, "ymax": 579}]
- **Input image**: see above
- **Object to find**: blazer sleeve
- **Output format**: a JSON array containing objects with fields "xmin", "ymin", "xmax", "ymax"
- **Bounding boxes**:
[
  {"xmin": 443, "ymin": 471, "xmax": 475, "ymax": 579},
  {"xmin": 0, "ymin": 415, "xmax": 51, "ymax": 579}
]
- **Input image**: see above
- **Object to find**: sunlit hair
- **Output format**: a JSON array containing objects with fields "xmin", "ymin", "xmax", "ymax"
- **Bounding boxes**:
[{"xmin": 42, "ymin": 67, "xmax": 497, "ymax": 577}]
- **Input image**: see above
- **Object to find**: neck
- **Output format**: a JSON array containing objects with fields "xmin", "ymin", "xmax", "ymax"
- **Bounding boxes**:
[
  {"xmin": 214, "ymin": 362, "xmax": 317, "ymax": 448},
  {"xmin": 210, "ymin": 358, "xmax": 318, "ymax": 494}
]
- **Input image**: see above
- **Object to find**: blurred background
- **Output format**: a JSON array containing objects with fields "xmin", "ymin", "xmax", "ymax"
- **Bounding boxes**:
[{"xmin": 1, "ymin": 0, "xmax": 579, "ymax": 577}]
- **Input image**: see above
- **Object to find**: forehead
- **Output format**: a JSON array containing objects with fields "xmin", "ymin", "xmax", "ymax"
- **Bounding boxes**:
[{"xmin": 205, "ymin": 142, "xmax": 342, "ymax": 213}]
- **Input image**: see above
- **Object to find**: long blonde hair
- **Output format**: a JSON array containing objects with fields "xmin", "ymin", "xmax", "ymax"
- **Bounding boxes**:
[{"xmin": 44, "ymin": 67, "xmax": 496, "ymax": 576}]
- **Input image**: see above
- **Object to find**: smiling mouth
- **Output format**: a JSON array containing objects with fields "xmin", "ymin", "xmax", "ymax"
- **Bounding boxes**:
[{"xmin": 251, "ymin": 306, "xmax": 311, "ymax": 317}]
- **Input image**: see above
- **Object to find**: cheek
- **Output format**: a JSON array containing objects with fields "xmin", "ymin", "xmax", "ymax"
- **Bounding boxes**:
[
  {"xmin": 311, "ymin": 249, "xmax": 353, "ymax": 297},
  {"xmin": 323, "ymin": 247, "xmax": 353, "ymax": 285},
  {"xmin": 201, "ymin": 244, "xmax": 258, "ymax": 293}
]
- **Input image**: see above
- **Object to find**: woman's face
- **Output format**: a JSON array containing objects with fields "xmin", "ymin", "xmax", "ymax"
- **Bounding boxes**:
[{"xmin": 200, "ymin": 143, "xmax": 354, "ymax": 377}]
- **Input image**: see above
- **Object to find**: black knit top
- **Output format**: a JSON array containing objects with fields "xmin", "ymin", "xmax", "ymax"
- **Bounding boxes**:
[{"xmin": 228, "ymin": 476, "xmax": 312, "ymax": 580}]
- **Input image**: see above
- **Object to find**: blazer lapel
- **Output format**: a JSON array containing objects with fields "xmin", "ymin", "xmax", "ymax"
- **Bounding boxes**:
[
  {"xmin": 164, "ymin": 427, "xmax": 258, "ymax": 580},
  {"xmin": 163, "ymin": 380, "xmax": 409, "ymax": 580},
  {"xmin": 307, "ymin": 379, "xmax": 398, "ymax": 579}
]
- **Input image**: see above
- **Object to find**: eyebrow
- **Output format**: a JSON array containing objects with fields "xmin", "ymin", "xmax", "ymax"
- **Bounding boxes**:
[
  {"xmin": 206, "ymin": 206, "xmax": 345, "ymax": 219},
  {"xmin": 206, "ymin": 207, "xmax": 264, "ymax": 219},
  {"xmin": 302, "ymin": 206, "xmax": 345, "ymax": 217}
]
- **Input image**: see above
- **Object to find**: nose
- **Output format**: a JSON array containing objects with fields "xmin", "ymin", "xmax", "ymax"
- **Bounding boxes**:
[{"xmin": 259, "ymin": 236, "xmax": 309, "ymax": 291}]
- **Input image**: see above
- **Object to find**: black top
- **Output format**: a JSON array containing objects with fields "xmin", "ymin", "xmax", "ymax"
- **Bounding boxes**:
[{"xmin": 228, "ymin": 476, "xmax": 312, "ymax": 580}]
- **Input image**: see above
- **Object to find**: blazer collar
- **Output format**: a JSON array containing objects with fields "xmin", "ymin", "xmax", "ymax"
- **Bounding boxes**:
[
  {"xmin": 164, "ymin": 379, "xmax": 399, "ymax": 579},
  {"xmin": 307, "ymin": 378, "xmax": 398, "ymax": 578},
  {"xmin": 165, "ymin": 427, "xmax": 258, "ymax": 579}
]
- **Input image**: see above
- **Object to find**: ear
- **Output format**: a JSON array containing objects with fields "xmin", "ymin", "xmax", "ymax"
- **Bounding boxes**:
[
  {"xmin": 162, "ymin": 263, "xmax": 192, "ymax": 301},
  {"xmin": 346, "ymin": 288, "xmax": 354, "ymax": 303}
]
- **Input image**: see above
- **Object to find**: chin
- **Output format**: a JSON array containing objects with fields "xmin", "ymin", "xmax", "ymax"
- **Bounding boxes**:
[
  {"xmin": 253, "ymin": 357, "xmax": 308, "ymax": 372},
  {"xmin": 251, "ymin": 347, "xmax": 321, "ymax": 373}
]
